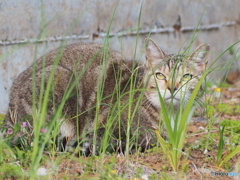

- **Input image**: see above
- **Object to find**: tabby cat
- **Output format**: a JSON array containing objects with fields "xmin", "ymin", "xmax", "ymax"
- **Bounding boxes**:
[{"xmin": 3, "ymin": 38, "xmax": 210, "ymax": 154}]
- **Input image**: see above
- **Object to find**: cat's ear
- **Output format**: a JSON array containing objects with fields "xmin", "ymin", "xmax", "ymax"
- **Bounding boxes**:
[
  {"xmin": 188, "ymin": 43, "xmax": 210, "ymax": 72},
  {"xmin": 145, "ymin": 38, "xmax": 167, "ymax": 67}
]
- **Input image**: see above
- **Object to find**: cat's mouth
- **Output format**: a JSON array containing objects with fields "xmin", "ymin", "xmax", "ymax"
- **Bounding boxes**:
[
  {"xmin": 165, "ymin": 97, "xmax": 180, "ymax": 101},
  {"xmin": 164, "ymin": 97, "xmax": 180, "ymax": 105}
]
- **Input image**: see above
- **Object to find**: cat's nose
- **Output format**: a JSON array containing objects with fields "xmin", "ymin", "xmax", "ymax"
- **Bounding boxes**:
[{"xmin": 167, "ymin": 87, "xmax": 177, "ymax": 94}]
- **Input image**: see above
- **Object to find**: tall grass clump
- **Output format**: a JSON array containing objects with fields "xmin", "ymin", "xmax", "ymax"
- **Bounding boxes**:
[
  {"xmin": 155, "ymin": 60, "xmax": 210, "ymax": 172},
  {"xmin": 27, "ymin": 1, "xmax": 146, "ymax": 177},
  {"xmin": 27, "ymin": 3, "xmax": 92, "ymax": 179},
  {"xmin": 151, "ymin": 10, "xmax": 209, "ymax": 171}
]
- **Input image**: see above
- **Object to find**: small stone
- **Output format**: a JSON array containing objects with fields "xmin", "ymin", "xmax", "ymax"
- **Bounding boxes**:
[
  {"xmin": 37, "ymin": 167, "xmax": 48, "ymax": 176},
  {"xmin": 141, "ymin": 174, "xmax": 149, "ymax": 180}
]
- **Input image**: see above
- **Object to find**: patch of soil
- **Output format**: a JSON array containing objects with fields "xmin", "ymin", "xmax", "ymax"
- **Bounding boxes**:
[{"xmin": 52, "ymin": 146, "xmax": 239, "ymax": 179}]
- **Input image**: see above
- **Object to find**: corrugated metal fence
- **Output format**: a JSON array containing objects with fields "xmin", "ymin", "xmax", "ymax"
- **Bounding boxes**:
[{"xmin": 0, "ymin": 0, "xmax": 239, "ymax": 113}]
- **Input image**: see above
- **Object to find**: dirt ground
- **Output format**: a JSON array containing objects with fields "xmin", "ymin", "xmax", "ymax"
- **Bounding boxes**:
[{"xmin": 52, "ymin": 121, "xmax": 239, "ymax": 179}]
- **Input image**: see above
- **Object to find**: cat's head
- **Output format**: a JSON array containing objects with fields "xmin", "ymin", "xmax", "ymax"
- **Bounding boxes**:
[{"xmin": 143, "ymin": 38, "xmax": 210, "ymax": 110}]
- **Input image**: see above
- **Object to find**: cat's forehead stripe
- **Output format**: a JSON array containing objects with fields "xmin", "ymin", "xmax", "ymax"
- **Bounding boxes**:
[{"xmin": 160, "ymin": 54, "xmax": 185, "ymax": 71}]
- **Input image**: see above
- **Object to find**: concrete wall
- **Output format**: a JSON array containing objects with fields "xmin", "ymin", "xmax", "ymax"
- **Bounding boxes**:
[{"xmin": 0, "ymin": 0, "xmax": 240, "ymax": 113}]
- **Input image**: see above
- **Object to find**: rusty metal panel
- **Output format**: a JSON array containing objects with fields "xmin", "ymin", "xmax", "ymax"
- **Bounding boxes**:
[{"xmin": 0, "ymin": 0, "xmax": 240, "ymax": 113}]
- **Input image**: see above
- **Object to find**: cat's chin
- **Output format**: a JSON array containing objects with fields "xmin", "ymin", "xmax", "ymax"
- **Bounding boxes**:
[
  {"xmin": 164, "ymin": 97, "xmax": 181, "ymax": 107},
  {"xmin": 150, "ymin": 97, "xmax": 181, "ymax": 111},
  {"xmin": 147, "ymin": 94, "xmax": 182, "ymax": 110}
]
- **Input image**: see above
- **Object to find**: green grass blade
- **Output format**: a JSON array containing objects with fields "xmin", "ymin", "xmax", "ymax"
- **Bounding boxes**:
[
  {"xmin": 217, "ymin": 126, "xmax": 225, "ymax": 165},
  {"xmin": 219, "ymin": 145, "xmax": 240, "ymax": 168}
]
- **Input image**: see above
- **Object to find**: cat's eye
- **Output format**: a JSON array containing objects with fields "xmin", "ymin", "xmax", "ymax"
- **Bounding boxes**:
[
  {"xmin": 156, "ymin": 73, "xmax": 166, "ymax": 80},
  {"xmin": 182, "ymin": 74, "xmax": 192, "ymax": 81}
]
